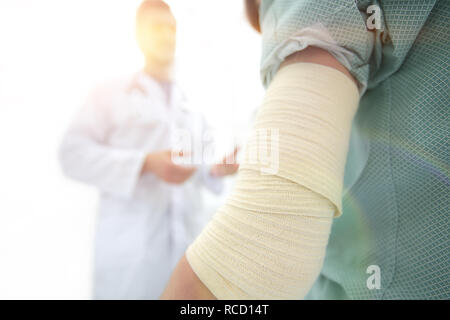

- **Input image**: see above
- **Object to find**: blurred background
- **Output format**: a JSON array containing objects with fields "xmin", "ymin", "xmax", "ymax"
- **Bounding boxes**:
[{"xmin": 0, "ymin": 0, "xmax": 263, "ymax": 299}]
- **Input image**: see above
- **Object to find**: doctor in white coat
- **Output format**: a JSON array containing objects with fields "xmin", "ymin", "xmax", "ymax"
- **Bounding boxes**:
[{"xmin": 59, "ymin": 0, "xmax": 238, "ymax": 299}]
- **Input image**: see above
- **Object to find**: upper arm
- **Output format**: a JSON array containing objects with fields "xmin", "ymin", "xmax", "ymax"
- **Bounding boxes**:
[
  {"xmin": 63, "ymin": 86, "xmax": 111, "ymax": 143},
  {"xmin": 280, "ymin": 46, "xmax": 357, "ymax": 87}
]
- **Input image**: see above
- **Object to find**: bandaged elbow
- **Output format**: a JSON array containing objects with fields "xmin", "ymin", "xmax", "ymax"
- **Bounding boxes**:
[{"xmin": 187, "ymin": 62, "xmax": 359, "ymax": 299}]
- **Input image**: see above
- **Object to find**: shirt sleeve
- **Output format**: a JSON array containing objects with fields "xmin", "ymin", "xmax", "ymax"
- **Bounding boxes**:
[
  {"xmin": 58, "ymin": 87, "xmax": 147, "ymax": 199},
  {"xmin": 259, "ymin": 0, "xmax": 383, "ymax": 94},
  {"xmin": 259, "ymin": 0, "xmax": 437, "ymax": 94}
]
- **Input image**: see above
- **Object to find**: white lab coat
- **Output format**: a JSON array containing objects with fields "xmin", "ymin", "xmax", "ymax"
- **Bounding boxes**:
[{"xmin": 59, "ymin": 72, "xmax": 223, "ymax": 299}]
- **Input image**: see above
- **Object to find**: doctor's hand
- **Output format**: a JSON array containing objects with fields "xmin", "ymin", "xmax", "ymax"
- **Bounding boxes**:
[
  {"xmin": 142, "ymin": 150, "xmax": 197, "ymax": 184},
  {"xmin": 210, "ymin": 147, "xmax": 239, "ymax": 177}
]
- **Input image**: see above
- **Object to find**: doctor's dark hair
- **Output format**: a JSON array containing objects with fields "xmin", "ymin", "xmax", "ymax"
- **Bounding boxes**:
[
  {"xmin": 136, "ymin": 0, "xmax": 171, "ymax": 21},
  {"xmin": 244, "ymin": 0, "xmax": 261, "ymax": 33}
]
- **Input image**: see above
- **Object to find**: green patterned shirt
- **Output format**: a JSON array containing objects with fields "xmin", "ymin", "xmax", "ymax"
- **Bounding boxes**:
[{"xmin": 260, "ymin": 0, "xmax": 449, "ymax": 299}]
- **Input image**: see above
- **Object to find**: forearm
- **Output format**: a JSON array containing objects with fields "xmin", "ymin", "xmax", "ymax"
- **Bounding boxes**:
[
  {"xmin": 160, "ymin": 254, "xmax": 215, "ymax": 299},
  {"xmin": 187, "ymin": 185, "xmax": 334, "ymax": 299},
  {"xmin": 161, "ymin": 183, "xmax": 334, "ymax": 300}
]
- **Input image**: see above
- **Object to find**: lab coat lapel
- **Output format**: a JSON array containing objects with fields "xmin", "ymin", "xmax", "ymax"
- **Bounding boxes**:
[{"xmin": 134, "ymin": 72, "xmax": 170, "ymax": 118}]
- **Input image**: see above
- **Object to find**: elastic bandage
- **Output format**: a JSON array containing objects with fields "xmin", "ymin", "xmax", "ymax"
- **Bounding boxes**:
[{"xmin": 187, "ymin": 62, "xmax": 359, "ymax": 299}]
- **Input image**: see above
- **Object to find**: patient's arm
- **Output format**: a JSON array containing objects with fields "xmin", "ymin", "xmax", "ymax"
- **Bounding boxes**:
[{"xmin": 160, "ymin": 47, "xmax": 359, "ymax": 300}]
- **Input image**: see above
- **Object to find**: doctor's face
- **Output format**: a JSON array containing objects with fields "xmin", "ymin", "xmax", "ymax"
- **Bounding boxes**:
[{"xmin": 136, "ymin": 8, "xmax": 177, "ymax": 66}]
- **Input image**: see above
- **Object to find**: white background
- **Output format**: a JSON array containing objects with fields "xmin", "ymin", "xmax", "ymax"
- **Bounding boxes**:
[{"xmin": 0, "ymin": 0, "xmax": 263, "ymax": 299}]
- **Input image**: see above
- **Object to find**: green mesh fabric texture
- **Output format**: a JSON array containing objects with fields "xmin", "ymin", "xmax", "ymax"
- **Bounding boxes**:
[
  {"xmin": 260, "ymin": 0, "xmax": 374, "ymax": 93},
  {"xmin": 260, "ymin": 0, "xmax": 449, "ymax": 299}
]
